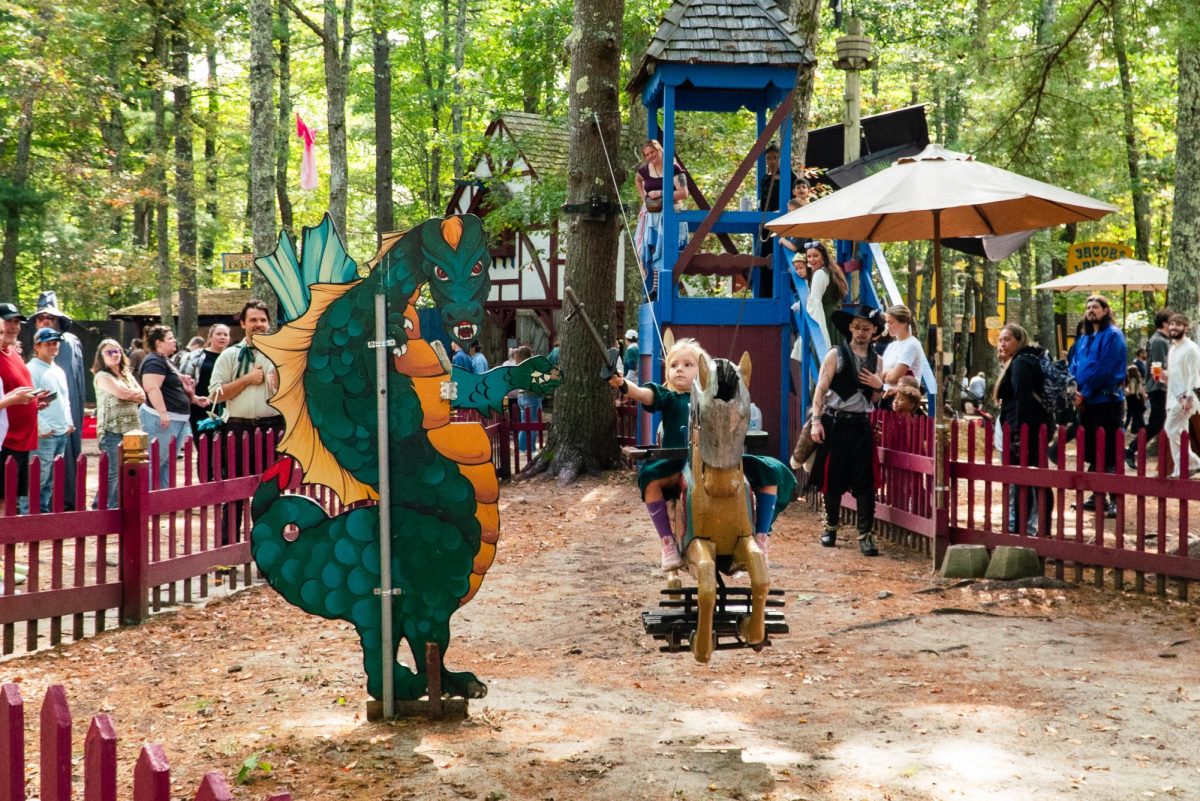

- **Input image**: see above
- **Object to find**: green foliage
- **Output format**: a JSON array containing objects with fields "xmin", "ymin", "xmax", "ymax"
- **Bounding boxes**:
[
  {"xmin": 0, "ymin": 0, "xmax": 1187, "ymax": 321},
  {"xmin": 235, "ymin": 751, "xmax": 273, "ymax": 785}
]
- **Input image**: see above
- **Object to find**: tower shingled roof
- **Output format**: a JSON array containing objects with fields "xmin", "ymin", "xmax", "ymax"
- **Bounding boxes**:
[{"xmin": 628, "ymin": 0, "xmax": 814, "ymax": 93}]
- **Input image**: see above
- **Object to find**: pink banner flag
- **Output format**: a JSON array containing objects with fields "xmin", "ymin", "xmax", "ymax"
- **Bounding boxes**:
[{"xmin": 296, "ymin": 114, "xmax": 318, "ymax": 191}]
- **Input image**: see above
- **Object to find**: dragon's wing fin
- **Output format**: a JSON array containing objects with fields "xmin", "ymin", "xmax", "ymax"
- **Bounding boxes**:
[
  {"xmin": 254, "ymin": 230, "xmax": 306, "ymax": 323},
  {"xmin": 301, "ymin": 213, "xmax": 360, "ymax": 287}
]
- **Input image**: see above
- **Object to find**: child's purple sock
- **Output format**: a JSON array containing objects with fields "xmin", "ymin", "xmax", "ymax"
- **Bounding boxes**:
[{"xmin": 646, "ymin": 500, "xmax": 674, "ymax": 540}]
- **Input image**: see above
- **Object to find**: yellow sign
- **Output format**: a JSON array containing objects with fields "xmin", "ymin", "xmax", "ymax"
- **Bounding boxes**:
[
  {"xmin": 985, "ymin": 316, "xmax": 1003, "ymax": 330},
  {"xmin": 1066, "ymin": 241, "xmax": 1131, "ymax": 275}
]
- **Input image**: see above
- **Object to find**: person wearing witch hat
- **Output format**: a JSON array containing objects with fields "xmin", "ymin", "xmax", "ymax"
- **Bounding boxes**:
[
  {"xmin": 806, "ymin": 303, "xmax": 886, "ymax": 557},
  {"xmin": 31, "ymin": 292, "xmax": 86, "ymax": 511}
]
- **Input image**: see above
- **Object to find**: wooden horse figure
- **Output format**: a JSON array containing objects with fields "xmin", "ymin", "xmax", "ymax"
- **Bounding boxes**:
[{"xmin": 671, "ymin": 351, "xmax": 768, "ymax": 663}]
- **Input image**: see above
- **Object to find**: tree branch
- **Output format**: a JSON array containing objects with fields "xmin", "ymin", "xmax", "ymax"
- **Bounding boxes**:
[
  {"xmin": 977, "ymin": 0, "xmax": 1106, "ymax": 163},
  {"xmin": 278, "ymin": 0, "xmax": 327, "ymax": 44}
]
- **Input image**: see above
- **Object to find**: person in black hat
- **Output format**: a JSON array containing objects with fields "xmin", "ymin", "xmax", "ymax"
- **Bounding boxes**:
[
  {"xmin": 31, "ymin": 291, "xmax": 86, "ymax": 510},
  {"xmin": 806, "ymin": 303, "xmax": 885, "ymax": 556}
]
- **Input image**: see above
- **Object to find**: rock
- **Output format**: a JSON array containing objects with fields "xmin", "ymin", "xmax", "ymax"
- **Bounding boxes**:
[
  {"xmin": 984, "ymin": 546, "xmax": 1043, "ymax": 580},
  {"xmin": 940, "ymin": 544, "xmax": 990, "ymax": 578},
  {"xmin": 877, "ymin": 590, "xmax": 892, "ymax": 599}
]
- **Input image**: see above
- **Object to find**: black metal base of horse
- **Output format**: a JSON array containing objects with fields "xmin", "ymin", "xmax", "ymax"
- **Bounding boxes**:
[{"xmin": 642, "ymin": 584, "xmax": 788, "ymax": 654}]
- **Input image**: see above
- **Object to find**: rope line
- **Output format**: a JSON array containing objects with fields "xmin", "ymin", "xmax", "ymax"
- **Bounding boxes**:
[{"xmin": 593, "ymin": 111, "xmax": 666, "ymax": 359}]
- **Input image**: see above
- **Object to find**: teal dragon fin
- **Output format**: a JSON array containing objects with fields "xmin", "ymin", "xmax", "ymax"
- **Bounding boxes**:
[
  {"xmin": 301, "ymin": 213, "xmax": 360, "ymax": 287},
  {"xmin": 254, "ymin": 229, "xmax": 305, "ymax": 323},
  {"xmin": 253, "ymin": 212, "xmax": 361, "ymax": 323}
]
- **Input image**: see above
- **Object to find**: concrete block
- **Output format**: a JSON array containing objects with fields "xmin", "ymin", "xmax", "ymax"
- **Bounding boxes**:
[
  {"xmin": 984, "ymin": 545, "xmax": 1043, "ymax": 580},
  {"xmin": 940, "ymin": 544, "xmax": 990, "ymax": 578}
]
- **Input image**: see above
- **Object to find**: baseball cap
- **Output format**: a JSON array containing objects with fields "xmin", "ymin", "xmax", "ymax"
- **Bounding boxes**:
[
  {"xmin": 33, "ymin": 327, "xmax": 64, "ymax": 345},
  {"xmin": 624, "ymin": 329, "xmax": 638, "ymax": 341},
  {"xmin": 0, "ymin": 302, "xmax": 25, "ymax": 322}
]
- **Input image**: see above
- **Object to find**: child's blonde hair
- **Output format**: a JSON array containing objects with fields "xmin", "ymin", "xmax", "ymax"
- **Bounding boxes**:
[{"xmin": 664, "ymin": 337, "xmax": 707, "ymax": 366}]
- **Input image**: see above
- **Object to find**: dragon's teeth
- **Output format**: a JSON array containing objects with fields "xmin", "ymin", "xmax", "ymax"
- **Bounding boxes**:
[
  {"xmin": 392, "ymin": 347, "xmax": 403, "ymax": 358},
  {"xmin": 404, "ymin": 318, "xmax": 414, "ymax": 330},
  {"xmin": 399, "ymin": 344, "xmax": 408, "ymax": 356}
]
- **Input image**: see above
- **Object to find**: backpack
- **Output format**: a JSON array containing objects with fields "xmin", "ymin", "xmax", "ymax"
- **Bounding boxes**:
[{"xmin": 1031, "ymin": 351, "xmax": 1072, "ymax": 419}]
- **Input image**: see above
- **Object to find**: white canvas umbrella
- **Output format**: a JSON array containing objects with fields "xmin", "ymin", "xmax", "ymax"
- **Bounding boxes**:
[
  {"xmin": 1036, "ymin": 258, "xmax": 1167, "ymax": 329},
  {"xmin": 1035, "ymin": 258, "xmax": 1166, "ymax": 293},
  {"xmin": 766, "ymin": 143, "xmax": 1116, "ymax": 529}
]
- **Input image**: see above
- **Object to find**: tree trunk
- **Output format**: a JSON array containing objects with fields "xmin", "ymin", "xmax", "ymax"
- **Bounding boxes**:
[
  {"xmin": 1018, "ymin": 241, "xmax": 1034, "ymax": 333},
  {"xmin": 1110, "ymin": 0, "xmax": 1151, "ymax": 269},
  {"xmin": 172, "ymin": 8, "xmax": 198, "ymax": 337},
  {"xmin": 971, "ymin": 259, "xmax": 997, "ymax": 381},
  {"xmin": 0, "ymin": 10, "xmax": 47, "ymax": 301},
  {"xmin": 277, "ymin": 0, "xmax": 295, "ymax": 232},
  {"xmin": 1168, "ymin": 32, "xmax": 1200, "ymax": 319},
  {"xmin": 952, "ymin": 268, "xmax": 975, "ymax": 409},
  {"xmin": 152, "ymin": 10, "xmax": 172, "ymax": 324},
  {"xmin": 373, "ymin": 0, "xmax": 395, "ymax": 238},
  {"xmin": 250, "ymin": 0, "xmax": 279, "ymax": 300},
  {"xmin": 1035, "ymin": 246, "xmax": 1056, "ymax": 356},
  {"xmin": 102, "ymin": 55, "xmax": 128, "ymax": 239},
  {"xmin": 451, "ymin": 0, "xmax": 468, "ymax": 180},
  {"xmin": 918, "ymin": 243, "xmax": 933, "ymax": 344},
  {"xmin": 323, "ymin": 1, "xmax": 352, "ymax": 236},
  {"xmin": 201, "ymin": 43, "xmax": 219, "ymax": 264},
  {"xmin": 412, "ymin": 0, "xmax": 446, "ymax": 212},
  {"xmin": 788, "ymin": 0, "xmax": 822, "ymax": 166},
  {"xmin": 530, "ymin": 0, "xmax": 624, "ymax": 481}
]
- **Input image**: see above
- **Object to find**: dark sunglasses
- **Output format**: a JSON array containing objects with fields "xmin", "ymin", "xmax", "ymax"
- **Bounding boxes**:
[
  {"xmin": 103, "ymin": 349, "xmax": 121, "ymax": 356},
  {"xmin": 803, "ymin": 241, "xmax": 823, "ymax": 250}
]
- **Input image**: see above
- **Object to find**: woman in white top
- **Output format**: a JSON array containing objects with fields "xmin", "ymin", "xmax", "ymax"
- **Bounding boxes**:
[
  {"xmin": 791, "ymin": 240, "xmax": 836, "ymax": 349},
  {"xmin": 880, "ymin": 304, "xmax": 929, "ymax": 408}
]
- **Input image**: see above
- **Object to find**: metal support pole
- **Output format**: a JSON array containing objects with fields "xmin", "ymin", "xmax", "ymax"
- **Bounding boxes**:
[
  {"xmin": 374, "ymin": 293, "xmax": 395, "ymax": 718},
  {"xmin": 931, "ymin": 210, "xmax": 948, "ymax": 571}
]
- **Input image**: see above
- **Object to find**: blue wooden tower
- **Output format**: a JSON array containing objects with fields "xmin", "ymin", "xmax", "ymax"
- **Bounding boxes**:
[{"xmin": 627, "ymin": 0, "xmax": 816, "ymax": 462}]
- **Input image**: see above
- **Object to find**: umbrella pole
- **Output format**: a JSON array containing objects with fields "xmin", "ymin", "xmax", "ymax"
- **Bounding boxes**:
[{"xmin": 932, "ymin": 210, "xmax": 948, "ymax": 571}]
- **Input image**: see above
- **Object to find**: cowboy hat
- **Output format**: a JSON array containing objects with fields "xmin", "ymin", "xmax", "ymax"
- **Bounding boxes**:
[
  {"xmin": 33, "ymin": 291, "xmax": 72, "ymax": 330},
  {"xmin": 830, "ymin": 303, "xmax": 885, "ymax": 339}
]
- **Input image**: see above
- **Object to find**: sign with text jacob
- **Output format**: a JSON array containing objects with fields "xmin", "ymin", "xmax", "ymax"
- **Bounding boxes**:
[{"xmin": 1066, "ymin": 241, "xmax": 1132, "ymax": 275}]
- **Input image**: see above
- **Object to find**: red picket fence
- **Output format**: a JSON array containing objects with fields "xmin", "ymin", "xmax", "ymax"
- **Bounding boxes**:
[
  {"xmin": 817, "ymin": 411, "xmax": 1200, "ymax": 599},
  {"xmin": 0, "ymin": 430, "xmax": 341, "ymax": 658},
  {"xmin": 0, "ymin": 682, "xmax": 291, "ymax": 801}
]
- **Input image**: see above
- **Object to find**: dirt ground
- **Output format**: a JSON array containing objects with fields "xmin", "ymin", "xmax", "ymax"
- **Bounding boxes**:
[{"xmin": 4, "ymin": 469, "xmax": 1200, "ymax": 801}]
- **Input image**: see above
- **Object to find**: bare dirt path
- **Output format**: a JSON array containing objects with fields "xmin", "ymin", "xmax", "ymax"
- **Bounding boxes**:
[{"xmin": 4, "ymin": 471, "xmax": 1199, "ymax": 800}]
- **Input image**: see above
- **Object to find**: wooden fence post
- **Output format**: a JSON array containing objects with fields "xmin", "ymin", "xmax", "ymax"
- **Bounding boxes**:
[
  {"xmin": 497, "ymin": 412, "xmax": 511, "ymax": 479},
  {"xmin": 192, "ymin": 773, "xmax": 232, "ymax": 801},
  {"xmin": 0, "ymin": 684, "xmax": 24, "ymax": 801},
  {"xmin": 133, "ymin": 744, "xmax": 170, "ymax": 801},
  {"xmin": 84, "ymin": 715, "xmax": 117, "ymax": 801},
  {"xmin": 121, "ymin": 431, "xmax": 151, "ymax": 625},
  {"xmin": 40, "ymin": 686, "xmax": 71, "ymax": 801}
]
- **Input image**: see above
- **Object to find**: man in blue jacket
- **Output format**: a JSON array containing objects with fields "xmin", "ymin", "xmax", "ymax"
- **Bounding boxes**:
[{"xmin": 1070, "ymin": 295, "xmax": 1127, "ymax": 516}]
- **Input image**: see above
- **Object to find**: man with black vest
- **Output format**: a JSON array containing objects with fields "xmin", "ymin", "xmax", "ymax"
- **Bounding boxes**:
[{"xmin": 806, "ymin": 303, "xmax": 886, "ymax": 556}]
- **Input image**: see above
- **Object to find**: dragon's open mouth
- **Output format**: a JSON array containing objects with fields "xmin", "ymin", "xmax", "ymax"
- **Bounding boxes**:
[{"xmin": 455, "ymin": 322, "xmax": 478, "ymax": 341}]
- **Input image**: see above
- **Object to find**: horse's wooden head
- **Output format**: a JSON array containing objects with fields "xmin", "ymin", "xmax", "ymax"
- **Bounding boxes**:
[{"xmin": 692, "ymin": 353, "xmax": 752, "ymax": 471}]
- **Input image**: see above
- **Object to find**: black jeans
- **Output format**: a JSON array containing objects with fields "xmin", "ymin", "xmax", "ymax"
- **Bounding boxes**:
[
  {"xmin": 1128, "ymin": 389, "xmax": 1167, "ymax": 457},
  {"xmin": 1081, "ymin": 400, "xmax": 1123, "ymax": 474}
]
